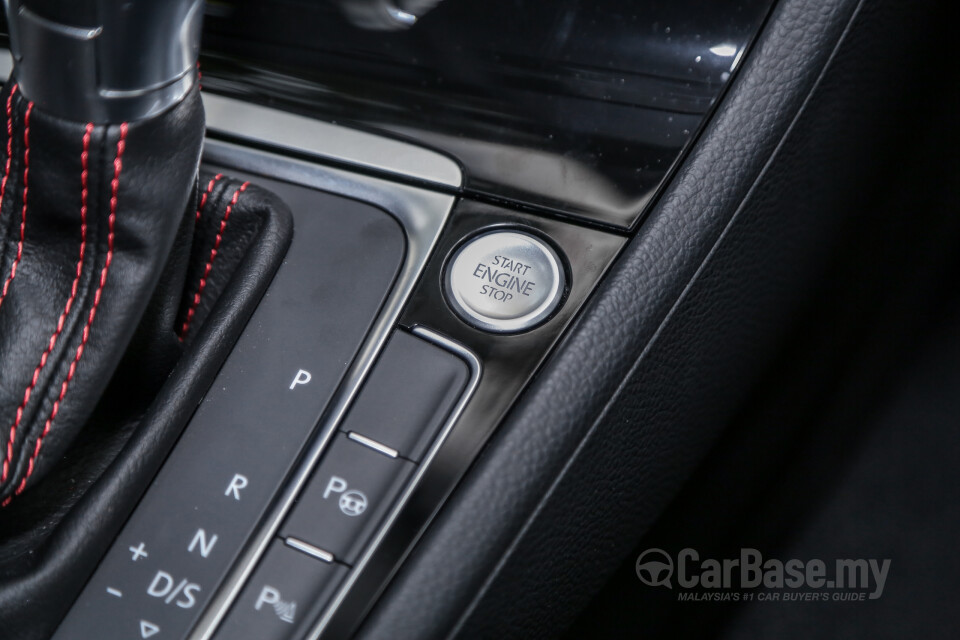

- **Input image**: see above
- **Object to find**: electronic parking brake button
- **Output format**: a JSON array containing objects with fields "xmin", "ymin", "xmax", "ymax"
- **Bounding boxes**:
[
  {"xmin": 445, "ymin": 229, "xmax": 565, "ymax": 333},
  {"xmin": 281, "ymin": 433, "xmax": 415, "ymax": 565}
]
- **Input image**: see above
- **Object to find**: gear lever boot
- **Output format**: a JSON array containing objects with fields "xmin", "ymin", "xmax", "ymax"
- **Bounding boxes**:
[
  {"xmin": 0, "ymin": 0, "xmax": 206, "ymax": 501},
  {"xmin": 0, "ymin": 81, "xmax": 204, "ymax": 503}
]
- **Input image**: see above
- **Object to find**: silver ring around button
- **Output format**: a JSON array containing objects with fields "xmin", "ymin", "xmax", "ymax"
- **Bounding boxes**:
[{"xmin": 444, "ymin": 229, "xmax": 566, "ymax": 333}]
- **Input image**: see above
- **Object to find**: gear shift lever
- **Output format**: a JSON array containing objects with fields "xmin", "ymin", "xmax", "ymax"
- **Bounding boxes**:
[
  {"xmin": 0, "ymin": 0, "xmax": 205, "ymax": 502},
  {"xmin": 4, "ymin": 0, "xmax": 203, "ymax": 122}
]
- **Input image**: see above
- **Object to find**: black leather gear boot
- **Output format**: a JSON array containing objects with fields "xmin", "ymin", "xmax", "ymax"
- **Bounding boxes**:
[{"xmin": 0, "ymin": 80, "xmax": 204, "ymax": 503}]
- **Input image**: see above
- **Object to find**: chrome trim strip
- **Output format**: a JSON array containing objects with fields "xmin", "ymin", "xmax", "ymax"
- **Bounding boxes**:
[
  {"xmin": 285, "ymin": 538, "xmax": 335, "ymax": 564},
  {"xmin": 203, "ymin": 92, "xmax": 462, "ymax": 189},
  {"xmin": 347, "ymin": 432, "xmax": 400, "ymax": 459},
  {"xmin": 305, "ymin": 326, "xmax": 482, "ymax": 640},
  {"xmin": 191, "ymin": 140, "xmax": 457, "ymax": 639}
]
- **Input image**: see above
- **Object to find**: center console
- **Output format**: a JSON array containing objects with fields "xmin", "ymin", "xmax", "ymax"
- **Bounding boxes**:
[
  {"xmin": 0, "ymin": 0, "xmax": 779, "ymax": 636},
  {"xmin": 42, "ymin": 87, "xmax": 623, "ymax": 639}
]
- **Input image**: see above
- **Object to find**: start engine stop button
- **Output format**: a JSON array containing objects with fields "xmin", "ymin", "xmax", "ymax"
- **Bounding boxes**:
[{"xmin": 444, "ymin": 229, "xmax": 566, "ymax": 333}]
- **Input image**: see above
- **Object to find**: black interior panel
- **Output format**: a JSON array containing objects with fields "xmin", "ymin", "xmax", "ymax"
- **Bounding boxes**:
[
  {"xmin": 357, "ymin": 0, "xmax": 956, "ymax": 637},
  {"xmin": 198, "ymin": 0, "xmax": 775, "ymax": 228}
]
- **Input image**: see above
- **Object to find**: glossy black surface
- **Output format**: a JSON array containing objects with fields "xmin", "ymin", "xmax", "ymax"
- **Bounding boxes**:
[
  {"xmin": 324, "ymin": 197, "xmax": 626, "ymax": 637},
  {"xmin": 198, "ymin": 0, "xmax": 774, "ymax": 228}
]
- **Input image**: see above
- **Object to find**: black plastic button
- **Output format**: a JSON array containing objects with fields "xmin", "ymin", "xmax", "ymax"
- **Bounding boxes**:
[
  {"xmin": 213, "ymin": 541, "xmax": 347, "ymax": 640},
  {"xmin": 339, "ymin": 331, "xmax": 469, "ymax": 462},
  {"xmin": 281, "ymin": 433, "xmax": 414, "ymax": 564}
]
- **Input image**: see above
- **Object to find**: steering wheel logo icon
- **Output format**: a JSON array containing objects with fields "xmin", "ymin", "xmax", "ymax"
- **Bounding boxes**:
[{"xmin": 635, "ymin": 548, "xmax": 674, "ymax": 588}]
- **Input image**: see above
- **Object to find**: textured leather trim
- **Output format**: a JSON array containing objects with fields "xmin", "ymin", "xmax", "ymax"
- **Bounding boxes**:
[{"xmin": 0, "ymin": 82, "xmax": 204, "ymax": 502}]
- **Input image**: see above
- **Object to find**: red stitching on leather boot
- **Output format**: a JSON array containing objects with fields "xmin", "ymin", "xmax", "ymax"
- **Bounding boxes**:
[
  {"xmin": 195, "ymin": 172, "xmax": 223, "ymax": 222},
  {"xmin": 0, "ymin": 99, "xmax": 32, "ymax": 312},
  {"xmin": 0, "ymin": 84, "xmax": 18, "ymax": 230},
  {"xmin": 8, "ymin": 122, "xmax": 127, "ymax": 499},
  {"xmin": 1, "ymin": 124, "xmax": 93, "ymax": 485},
  {"xmin": 179, "ymin": 180, "xmax": 249, "ymax": 339}
]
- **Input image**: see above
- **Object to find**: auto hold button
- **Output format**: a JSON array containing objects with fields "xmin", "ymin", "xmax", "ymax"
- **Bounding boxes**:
[
  {"xmin": 445, "ymin": 229, "xmax": 565, "ymax": 333},
  {"xmin": 280, "ymin": 433, "xmax": 414, "ymax": 565}
]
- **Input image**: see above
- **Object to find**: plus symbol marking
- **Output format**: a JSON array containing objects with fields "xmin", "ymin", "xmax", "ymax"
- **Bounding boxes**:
[{"xmin": 129, "ymin": 542, "xmax": 149, "ymax": 562}]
